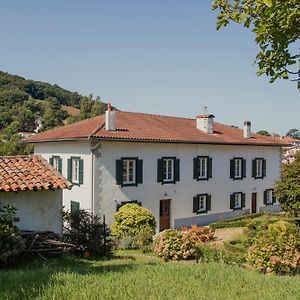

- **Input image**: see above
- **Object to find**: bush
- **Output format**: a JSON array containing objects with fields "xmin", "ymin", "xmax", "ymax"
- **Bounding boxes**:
[
  {"xmin": 247, "ymin": 221, "xmax": 300, "ymax": 275},
  {"xmin": 0, "ymin": 204, "xmax": 25, "ymax": 266},
  {"xmin": 63, "ymin": 209, "xmax": 113, "ymax": 257},
  {"xmin": 153, "ymin": 228, "xmax": 215, "ymax": 261},
  {"xmin": 111, "ymin": 204, "xmax": 156, "ymax": 250}
]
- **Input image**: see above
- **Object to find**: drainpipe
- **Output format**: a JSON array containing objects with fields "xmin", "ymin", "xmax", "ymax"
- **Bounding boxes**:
[{"xmin": 90, "ymin": 140, "xmax": 102, "ymax": 215}]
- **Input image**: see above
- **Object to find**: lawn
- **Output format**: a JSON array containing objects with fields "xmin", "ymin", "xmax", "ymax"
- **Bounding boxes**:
[{"xmin": 1, "ymin": 251, "xmax": 300, "ymax": 300}]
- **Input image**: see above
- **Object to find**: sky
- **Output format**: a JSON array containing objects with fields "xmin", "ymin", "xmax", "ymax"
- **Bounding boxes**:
[{"xmin": 0, "ymin": 0, "xmax": 299, "ymax": 135}]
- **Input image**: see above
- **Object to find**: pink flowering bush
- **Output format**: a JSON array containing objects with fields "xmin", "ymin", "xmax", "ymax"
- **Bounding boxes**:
[
  {"xmin": 153, "ymin": 228, "xmax": 214, "ymax": 261},
  {"xmin": 247, "ymin": 221, "xmax": 300, "ymax": 275}
]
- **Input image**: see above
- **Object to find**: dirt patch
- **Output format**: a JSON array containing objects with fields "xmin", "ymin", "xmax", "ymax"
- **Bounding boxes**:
[{"xmin": 210, "ymin": 227, "xmax": 244, "ymax": 245}]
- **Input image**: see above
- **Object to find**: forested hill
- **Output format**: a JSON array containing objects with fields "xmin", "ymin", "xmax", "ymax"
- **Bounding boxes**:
[{"xmin": 0, "ymin": 71, "xmax": 109, "ymax": 155}]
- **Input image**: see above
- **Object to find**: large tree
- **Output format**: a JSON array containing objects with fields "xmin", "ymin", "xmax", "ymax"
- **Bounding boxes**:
[
  {"xmin": 212, "ymin": 0, "xmax": 300, "ymax": 88},
  {"xmin": 286, "ymin": 128, "xmax": 300, "ymax": 139}
]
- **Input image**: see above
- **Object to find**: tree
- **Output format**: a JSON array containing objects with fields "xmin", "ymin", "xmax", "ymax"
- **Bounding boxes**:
[
  {"xmin": 275, "ymin": 152, "xmax": 300, "ymax": 216},
  {"xmin": 256, "ymin": 130, "xmax": 271, "ymax": 136},
  {"xmin": 212, "ymin": 0, "xmax": 300, "ymax": 88},
  {"xmin": 286, "ymin": 128, "xmax": 300, "ymax": 139}
]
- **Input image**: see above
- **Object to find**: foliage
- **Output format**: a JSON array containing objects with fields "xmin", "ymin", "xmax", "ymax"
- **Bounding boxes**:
[
  {"xmin": 247, "ymin": 221, "xmax": 300, "ymax": 274},
  {"xmin": 256, "ymin": 130, "xmax": 271, "ymax": 137},
  {"xmin": 0, "ymin": 204, "xmax": 25, "ymax": 266},
  {"xmin": 152, "ymin": 228, "xmax": 215, "ymax": 261},
  {"xmin": 275, "ymin": 153, "xmax": 300, "ymax": 216},
  {"xmin": 286, "ymin": 128, "xmax": 300, "ymax": 140},
  {"xmin": 212, "ymin": 0, "xmax": 300, "ymax": 88},
  {"xmin": 63, "ymin": 209, "xmax": 113, "ymax": 257},
  {"xmin": 111, "ymin": 204, "xmax": 156, "ymax": 250}
]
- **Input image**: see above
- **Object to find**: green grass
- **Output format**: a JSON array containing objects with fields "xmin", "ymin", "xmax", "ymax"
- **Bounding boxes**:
[{"xmin": 1, "ymin": 252, "xmax": 300, "ymax": 300}]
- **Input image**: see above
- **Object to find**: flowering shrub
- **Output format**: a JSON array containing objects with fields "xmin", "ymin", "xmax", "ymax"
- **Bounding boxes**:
[
  {"xmin": 247, "ymin": 221, "xmax": 300, "ymax": 275},
  {"xmin": 153, "ymin": 228, "xmax": 215, "ymax": 261},
  {"xmin": 111, "ymin": 204, "xmax": 156, "ymax": 249}
]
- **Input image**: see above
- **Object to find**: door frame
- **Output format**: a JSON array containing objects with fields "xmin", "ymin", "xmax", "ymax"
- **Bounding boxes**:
[
  {"xmin": 251, "ymin": 192, "xmax": 257, "ymax": 214},
  {"xmin": 159, "ymin": 199, "xmax": 171, "ymax": 231}
]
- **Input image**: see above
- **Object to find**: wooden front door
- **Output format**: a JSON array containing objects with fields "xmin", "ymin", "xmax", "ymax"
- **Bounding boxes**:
[
  {"xmin": 160, "ymin": 199, "xmax": 171, "ymax": 231},
  {"xmin": 251, "ymin": 193, "xmax": 257, "ymax": 214}
]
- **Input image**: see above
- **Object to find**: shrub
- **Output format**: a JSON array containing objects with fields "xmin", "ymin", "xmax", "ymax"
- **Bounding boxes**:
[
  {"xmin": 111, "ymin": 204, "xmax": 156, "ymax": 250},
  {"xmin": 247, "ymin": 221, "xmax": 300, "ymax": 275},
  {"xmin": 63, "ymin": 209, "xmax": 113, "ymax": 257},
  {"xmin": 0, "ymin": 204, "xmax": 20, "ymax": 228},
  {"xmin": 0, "ymin": 224, "xmax": 25, "ymax": 265},
  {"xmin": 153, "ymin": 228, "xmax": 215, "ymax": 261}
]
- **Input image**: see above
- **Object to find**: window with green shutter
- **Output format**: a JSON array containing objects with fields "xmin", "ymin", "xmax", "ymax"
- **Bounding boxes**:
[
  {"xmin": 230, "ymin": 192, "xmax": 246, "ymax": 210},
  {"xmin": 230, "ymin": 158, "xmax": 246, "ymax": 180},
  {"xmin": 157, "ymin": 157, "xmax": 180, "ymax": 185},
  {"xmin": 49, "ymin": 156, "xmax": 62, "ymax": 174},
  {"xmin": 67, "ymin": 157, "xmax": 84, "ymax": 185},
  {"xmin": 193, "ymin": 156, "xmax": 212, "ymax": 181},
  {"xmin": 193, "ymin": 194, "xmax": 211, "ymax": 214},
  {"xmin": 252, "ymin": 158, "xmax": 266, "ymax": 179},
  {"xmin": 116, "ymin": 157, "xmax": 143, "ymax": 187},
  {"xmin": 71, "ymin": 201, "xmax": 80, "ymax": 214}
]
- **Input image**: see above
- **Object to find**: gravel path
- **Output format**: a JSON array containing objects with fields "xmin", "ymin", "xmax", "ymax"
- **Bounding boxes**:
[{"xmin": 210, "ymin": 227, "xmax": 244, "ymax": 245}]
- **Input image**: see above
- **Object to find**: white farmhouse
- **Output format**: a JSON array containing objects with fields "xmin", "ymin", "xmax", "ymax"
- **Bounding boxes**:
[{"xmin": 25, "ymin": 107, "xmax": 288, "ymax": 231}]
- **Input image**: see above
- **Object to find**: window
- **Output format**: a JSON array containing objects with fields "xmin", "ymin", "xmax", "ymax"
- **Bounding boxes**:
[
  {"xmin": 157, "ymin": 157, "xmax": 180, "ymax": 184},
  {"xmin": 252, "ymin": 158, "xmax": 266, "ymax": 179},
  {"xmin": 163, "ymin": 159, "xmax": 174, "ymax": 182},
  {"xmin": 116, "ymin": 200, "xmax": 142, "ymax": 211},
  {"xmin": 116, "ymin": 158, "xmax": 143, "ymax": 187},
  {"xmin": 49, "ymin": 156, "xmax": 62, "ymax": 173},
  {"xmin": 71, "ymin": 201, "xmax": 80, "ymax": 214},
  {"xmin": 230, "ymin": 158, "xmax": 246, "ymax": 180},
  {"xmin": 67, "ymin": 157, "xmax": 84, "ymax": 185},
  {"xmin": 193, "ymin": 194, "xmax": 211, "ymax": 214},
  {"xmin": 122, "ymin": 159, "xmax": 136, "ymax": 184},
  {"xmin": 193, "ymin": 156, "xmax": 212, "ymax": 181},
  {"xmin": 230, "ymin": 192, "xmax": 245, "ymax": 210},
  {"xmin": 264, "ymin": 189, "xmax": 275, "ymax": 205}
]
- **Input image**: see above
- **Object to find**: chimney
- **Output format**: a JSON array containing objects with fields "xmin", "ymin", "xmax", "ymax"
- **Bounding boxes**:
[
  {"xmin": 105, "ymin": 103, "xmax": 116, "ymax": 131},
  {"xmin": 243, "ymin": 121, "xmax": 251, "ymax": 139},
  {"xmin": 196, "ymin": 114, "xmax": 215, "ymax": 134}
]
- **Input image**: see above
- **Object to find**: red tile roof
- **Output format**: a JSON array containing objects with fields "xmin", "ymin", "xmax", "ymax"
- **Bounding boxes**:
[
  {"xmin": 0, "ymin": 155, "xmax": 72, "ymax": 192},
  {"xmin": 24, "ymin": 111, "xmax": 288, "ymax": 146}
]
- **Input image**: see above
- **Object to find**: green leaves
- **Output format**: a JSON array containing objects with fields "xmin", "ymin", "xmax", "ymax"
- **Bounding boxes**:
[{"xmin": 262, "ymin": 0, "xmax": 273, "ymax": 8}]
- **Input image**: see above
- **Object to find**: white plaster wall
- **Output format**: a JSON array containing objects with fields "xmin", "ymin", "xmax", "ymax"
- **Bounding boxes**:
[
  {"xmin": 99, "ymin": 141, "xmax": 282, "ymax": 226},
  {"xmin": 0, "ymin": 190, "xmax": 62, "ymax": 234},
  {"xmin": 34, "ymin": 141, "xmax": 92, "ymax": 212}
]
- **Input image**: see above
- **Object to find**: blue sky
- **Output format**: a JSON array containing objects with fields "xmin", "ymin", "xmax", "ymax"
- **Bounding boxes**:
[{"xmin": 0, "ymin": 0, "xmax": 299, "ymax": 134}]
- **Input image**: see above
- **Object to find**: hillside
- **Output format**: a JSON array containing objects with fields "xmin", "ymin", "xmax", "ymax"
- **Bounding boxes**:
[{"xmin": 0, "ymin": 71, "xmax": 109, "ymax": 155}]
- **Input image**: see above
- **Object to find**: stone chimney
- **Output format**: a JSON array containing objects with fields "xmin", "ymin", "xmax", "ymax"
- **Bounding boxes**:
[
  {"xmin": 243, "ymin": 121, "xmax": 251, "ymax": 139},
  {"xmin": 105, "ymin": 103, "xmax": 116, "ymax": 131},
  {"xmin": 196, "ymin": 114, "xmax": 215, "ymax": 134}
]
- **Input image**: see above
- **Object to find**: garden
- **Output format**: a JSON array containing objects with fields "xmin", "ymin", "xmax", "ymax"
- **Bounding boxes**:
[{"xmin": 1, "ymin": 154, "xmax": 300, "ymax": 299}]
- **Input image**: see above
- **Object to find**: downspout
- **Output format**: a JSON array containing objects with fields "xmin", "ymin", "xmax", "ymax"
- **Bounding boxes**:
[{"xmin": 90, "ymin": 139, "xmax": 102, "ymax": 215}]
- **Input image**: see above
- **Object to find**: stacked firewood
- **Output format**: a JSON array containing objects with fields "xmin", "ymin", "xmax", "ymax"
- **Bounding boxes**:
[{"xmin": 21, "ymin": 231, "xmax": 76, "ymax": 256}]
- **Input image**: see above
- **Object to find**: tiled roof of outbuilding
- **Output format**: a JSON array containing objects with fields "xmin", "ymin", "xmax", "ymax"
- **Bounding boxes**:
[
  {"xmin": 0, "ymin": 155, "xmax": 72, "ymax": 192},
  {"xmin": 24, "ymin": 111, "xmax": 289, "ymax": 146}
]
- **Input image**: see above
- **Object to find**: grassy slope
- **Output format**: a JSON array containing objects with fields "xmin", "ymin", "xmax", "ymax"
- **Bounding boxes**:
[{"xmin": 1, "ymin": 252, "xmax": 300, "ymax": 300}]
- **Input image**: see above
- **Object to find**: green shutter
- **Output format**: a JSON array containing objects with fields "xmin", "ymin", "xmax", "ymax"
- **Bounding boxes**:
[
  {"xmin": 116, "ymin": 159, "xmax": 123, "ymax": 185},
  {"xmin": 136, "ymin": 159, "xmax": 143, "ymax": 184},
  {"xmin": 263, "ymin": 190, "xmax": 268, "ymax": 205},
  {"xmin": 206, "ymin": 195, "xmax": 211, "ymax": 211},
  {"xmin": 175, "ymin": 159, "xmax": 180, "ymax": 182},
  {"xmin": 262, "ymin": 159, "xmax": 266, "ymax": 178},
  {"xmin": 71, "ymin": 201, "xmax": 80, "ymax": 214},
  {"xmin": 242, "ymin": 159, "xmax": 246, "ymax": 178},
  {"xmin": 79, "ymin": 159, "xmax": 84, "ymax": 184},
  {"xmin": 208, "ymin": 157, "xmax": 212, "ymax": 179},
  {"xmin": 241, "ymin": 193, "xmax": 246, "ymax": 208},
  {"xmin": 193, "ymin": 196, "xmax": 199, "ymax": 213},
  {"xmin": 193, "ymin": 157, "xmax": 198, "ymax": 180},
  {"xmin": 230, "ymin": 159, "xmax": 234, "ymax": 179},
  {"xmin": 58, "ymin": 158, "xmax": 62, "ymax": 174},
  {"xmin": 252, "ymin": 159, "xmax": 256, "ymax": 178},
  {"xmin": 230, "ymin": 194, "xmax": 235, "ymax": 209},
  {"xmin": 49, "ymin": 157, "xmax": 53, "ymax": 166},
  {"xmin": 67, "ymin": 158, "xmax": 72, "ymax": 181},
  {"xmin": 157, "ymin": 159, "xmax": 163, "ymax": 183}
]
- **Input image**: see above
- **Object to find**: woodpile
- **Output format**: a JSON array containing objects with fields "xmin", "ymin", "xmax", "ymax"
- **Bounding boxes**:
[{"xmin": 21, "ymin": 231, "xmax": 76, "ymax": 256}]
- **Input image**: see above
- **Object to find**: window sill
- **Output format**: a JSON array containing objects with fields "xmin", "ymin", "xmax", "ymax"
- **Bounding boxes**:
[
  {"xmin": 232, "ymin": 177, "xmax": 243, "ymax": 181},
  {"xmin": 233, "ymin": 207, "xmax": 243, "ymax": 211},
  {"xmin": 196, "ymin": 210, "xmax": 208, "ymax": 215},
  {"xmin": 254, "ymin": 176, "xmax": 264, "ymax": 180},
  {"xmin": 161, "ymin": 180, "xmax": 175, "ymax": 185},
  {"xmin": 121, "ymin": 183, "xmax": 137, "ymax": 187},
  {"xmin": 197, "ymin": 177, "xmax": 209, "ymax": 181}
]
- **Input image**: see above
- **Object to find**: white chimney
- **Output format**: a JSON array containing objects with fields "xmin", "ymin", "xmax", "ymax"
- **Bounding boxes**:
[
  {"xmin": 196, "ymin": 114, "xmax": 215, "ymax": 134},
  {"xmin": 105, "ymin": 103, "xmax": 116, "ymax": 131},
  {"xmin": 243, "ymin": 121, "xmax": 251, "ymax": 139}
]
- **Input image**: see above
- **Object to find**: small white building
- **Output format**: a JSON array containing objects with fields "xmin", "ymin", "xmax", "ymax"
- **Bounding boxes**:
[
  {"xmin": 0, "ymin": 155, "xmax": 72, "ymax": 234},
  {"xmin": 25, "ymin": 108, "xmax": 288, "ymax": 231}
]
